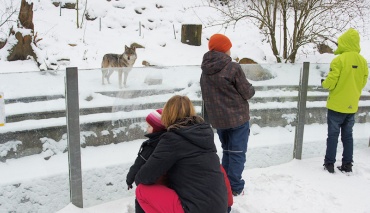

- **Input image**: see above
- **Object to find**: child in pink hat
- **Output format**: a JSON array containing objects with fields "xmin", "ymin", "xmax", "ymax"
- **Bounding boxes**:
[{"xmin": 126, "ymin": 108, "xmax": 166, "ymax": 213}]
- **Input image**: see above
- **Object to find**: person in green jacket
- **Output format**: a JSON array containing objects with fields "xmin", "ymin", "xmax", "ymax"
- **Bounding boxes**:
[{"xmin": 322, "ymin": 28, "xmax": 369, "ymax": 173}]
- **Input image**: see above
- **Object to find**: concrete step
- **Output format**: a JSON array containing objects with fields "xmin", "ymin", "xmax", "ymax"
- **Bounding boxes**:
[
  {"xmin": 1, "ymin": 85, "xmax": 370, "ymax": 162},
  {"xmin": 5, "ymin": 93, "xmax": 370, "ymax": 123},
  {"xmin": 4, "ymin": 88, "xmax": 184, "ymax": 104}
]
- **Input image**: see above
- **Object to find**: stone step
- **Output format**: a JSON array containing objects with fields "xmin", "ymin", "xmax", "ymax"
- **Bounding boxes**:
[
  {"xmin": 3, "ymin": 85, "xmax": 335, "ymax": 104},
  {"xmin": 1, "ymin": 105, "xmax": 369, "ymax": 162},
  {"xmin": 250, "ymin": 95, "xmax": 370, "ymax": 103},
  {"xmin": 6, "ymin": 93, "xmax": 370, "ymax": 123},
  {"xmin": 4, "ymin": 88, "xmax": 184, "ymax": 104},
  {"xmin": 2, "ymin": 85, "xmax": 369, "ymax": 162}
]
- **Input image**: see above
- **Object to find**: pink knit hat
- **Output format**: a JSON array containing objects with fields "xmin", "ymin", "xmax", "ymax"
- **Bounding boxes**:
[{"xmin": 146, "ymin": 109, "xmax": 166, "ymax": 132}]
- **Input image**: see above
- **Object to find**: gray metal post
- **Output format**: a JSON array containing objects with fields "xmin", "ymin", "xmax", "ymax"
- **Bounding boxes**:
[
  {"xmin": 293, "ymin": 62, "xmax": 310, "ymax": 160},
  {"xmin": 65, "ymin": 67, "xmax": 83, "ymax": 208}
]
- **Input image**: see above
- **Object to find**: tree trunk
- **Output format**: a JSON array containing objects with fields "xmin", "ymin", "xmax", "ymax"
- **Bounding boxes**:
[
  {"xmin": 280, "ymin": 0, "xmax": 288, "ymax": 59},
  {"xmin": 7, "ymin": 31, "xmax": 36, "ymax": 61},
  {"xmin": 76, "ymin": 0, "xmax": 79, "ymax": 28},
  {"xmin": 270, "ymin": 33, "xmax": 281, "ymax": 63},
  {"xmin": 181, "ymin": 24, "xmax": 202, "ymax": 46},
  {"xmin": 7, "ymin": 0, "xmax": 38, "ymax": 64},
  {"xmin": 18, "ymin": 0, "xmax": 34, "ymax": 30},
  {"xmin": 270, "ymin": 1, "xmax": 281, "ymax": 63}
]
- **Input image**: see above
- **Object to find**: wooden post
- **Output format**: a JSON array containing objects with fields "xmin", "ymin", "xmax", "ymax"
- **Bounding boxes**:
[
  {"xmin": 139, "ymin": 21, "xmax": 141, "ymax": 36},
  {"xmin": 181, "ymin": 24, "xmax": 202, "ymax": 46},
  {"xmin": 173, "ymin": 24, "xmax": 176, "ymax": 39}
]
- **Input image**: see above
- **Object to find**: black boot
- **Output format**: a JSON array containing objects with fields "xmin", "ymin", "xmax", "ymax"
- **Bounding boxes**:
[
  {"xmin": 323, "ymin": 163, "xmax": 334, "ymax": 173},
  {"xmin": 337, "ymin": 163, "xmax": 353, "ymax": 172}
]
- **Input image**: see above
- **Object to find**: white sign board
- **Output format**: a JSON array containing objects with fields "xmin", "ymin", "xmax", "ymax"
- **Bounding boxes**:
[{"xmin": 0, "ymin": 92, "xmax": 4, "ymax": 126}]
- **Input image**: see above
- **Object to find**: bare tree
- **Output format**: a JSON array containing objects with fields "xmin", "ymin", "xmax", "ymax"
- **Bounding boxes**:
[
  {"xmin": 200, "ymin": 0, "xmax": 369, "ymax": 63},
  {"xmin": 0, "ymin": 0, "xmax": 19, "ymax": 48},
  {"xmin": 0, "ymin": 1, "xmax": 18, "ymax": 28},
  {"xmin": 77, "ymin": 0, "xmax": 79, "ymax": 28}
]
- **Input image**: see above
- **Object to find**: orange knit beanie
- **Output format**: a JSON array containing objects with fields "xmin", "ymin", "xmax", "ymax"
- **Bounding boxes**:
[{"xmin": 208, "ymin": 34, "xmax": 232, "ymax": 53}]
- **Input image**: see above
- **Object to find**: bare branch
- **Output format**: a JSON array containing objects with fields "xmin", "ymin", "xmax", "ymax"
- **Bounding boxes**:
[{"xmin": 197, "ymin": 0, "xmax": 369, "ymax": 63}]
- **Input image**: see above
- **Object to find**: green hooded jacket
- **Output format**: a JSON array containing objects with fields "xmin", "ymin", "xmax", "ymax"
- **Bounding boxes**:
[{"xmin": 322, "ymin": 28, "xmax": 369, "ymax": 113}]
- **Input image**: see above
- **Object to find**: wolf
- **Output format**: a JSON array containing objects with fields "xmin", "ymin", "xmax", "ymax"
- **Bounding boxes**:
[{"xmin": 101, "ymin": 45, "xmax": 137, "ymax": 88}]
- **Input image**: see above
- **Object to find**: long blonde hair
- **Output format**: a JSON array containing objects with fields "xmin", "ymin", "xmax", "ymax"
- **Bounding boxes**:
[{"xmin": 161, "ymin": 95, "xmax": 197, "ymax": 128}]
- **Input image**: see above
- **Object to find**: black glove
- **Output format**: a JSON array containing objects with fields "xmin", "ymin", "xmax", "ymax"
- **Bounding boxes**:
[
  {"xmin": 127, "ymin": 184, "xmax": 133, "ymax": 190},
  {"xmin": 321, "ymin": 79, "xmax": 324, "ymax": 84}
]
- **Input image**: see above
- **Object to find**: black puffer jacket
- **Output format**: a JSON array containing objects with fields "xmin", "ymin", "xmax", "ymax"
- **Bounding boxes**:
[
  {"xmin": 126, "ymin": 131, "xmax": 165, "ymax": 186},
  {"xmin": 135, "ymin": 117, "xmax": 228, "ymax": 213}
]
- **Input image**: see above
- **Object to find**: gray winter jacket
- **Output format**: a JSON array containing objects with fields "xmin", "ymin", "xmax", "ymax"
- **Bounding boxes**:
[{"xmin": 201, "ymin": 51, "xmax": 255, "ymax": 129}]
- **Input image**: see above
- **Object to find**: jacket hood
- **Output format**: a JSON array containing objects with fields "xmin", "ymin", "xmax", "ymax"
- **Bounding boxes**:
[
  {"xmin": 201, "ymin": 51, "xmax": 232, "ymax": 75},
  {"xmin": 334, "ymin": 28, "xmax": 361, "ymax": 55},
  {"xmin": 172, "ymin": 123, "xmax": 215, "ymax": 151}
]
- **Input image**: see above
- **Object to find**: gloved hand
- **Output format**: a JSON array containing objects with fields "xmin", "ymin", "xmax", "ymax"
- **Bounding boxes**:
[
  {"xmin": 321, "ymin": 79, "xmax": 324, "ymax": 84},
  {"xmin": 127, "ymin": 184, "xmax": 133, "ymax": 190}
]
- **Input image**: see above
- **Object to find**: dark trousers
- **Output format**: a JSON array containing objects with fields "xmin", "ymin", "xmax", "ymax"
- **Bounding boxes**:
[
  {"xmin": 324, "ymin": 109, "xmax": 355, "ymax": 164},
  {"xmin": 135, "ymin": 198, "xmax": 145, "ymax": 213},
  {"xmin": 217, "ymin": 121, "xmax": 250, "ymax": 194}
]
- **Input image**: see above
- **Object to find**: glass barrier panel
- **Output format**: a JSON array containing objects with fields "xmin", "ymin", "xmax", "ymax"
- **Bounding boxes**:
[
  {"xmin": 77, "ymin": 63, "xmax": 306, "ymax": 207},
  {"xmin": 244, "ymin": 63, "xmax": 301, "ymax": 168},
  {"xmin": 78, "ymin": 66, "xmax": 202, "ymax": 207},
  {"xmin": 0, "ymin": 70, "xmax": 70, "ymax": 212},
  {"xmin": 3, "ymin": 63, "xmax": 367, "ymax": 210}
]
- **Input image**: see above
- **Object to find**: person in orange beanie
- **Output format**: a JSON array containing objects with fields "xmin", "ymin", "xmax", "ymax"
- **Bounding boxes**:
[
  {"xmin": 208, "ymin": 34, "xmax": 233, "ymax": 53},
  {"xmin": 200, "ymin": 34, "xmax": 255, "ymax": 197}
]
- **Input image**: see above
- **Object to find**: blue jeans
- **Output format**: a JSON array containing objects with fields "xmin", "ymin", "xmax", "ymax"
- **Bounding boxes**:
[
  {"xmin": 217, "ymin": 121, "xmax": 249, "ymax": 194},
  {"xmin": 324, "ymin": 109, "xmax": 355, "ymax": 164}
]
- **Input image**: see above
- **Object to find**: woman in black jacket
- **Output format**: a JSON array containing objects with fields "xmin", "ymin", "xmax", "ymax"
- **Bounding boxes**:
[{"xmin": 135, "ymin": 95, "xmax": 228, "ymax": 213}]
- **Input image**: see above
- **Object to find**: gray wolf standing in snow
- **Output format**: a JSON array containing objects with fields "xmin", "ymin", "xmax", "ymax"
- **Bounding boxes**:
[{"xmin": 101, "ymin": 45, "xmax": 137, "ymax": 88}]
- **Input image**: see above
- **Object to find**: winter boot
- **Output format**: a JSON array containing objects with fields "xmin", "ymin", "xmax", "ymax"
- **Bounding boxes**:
[
  {"xmin": 337, "ymin": 163, "xmax": 353, "ymax": 173},
  {"xmin": 232, "ymin": 190, "xmax": 244, "ymax": 196},
  {"xmin": 323, "ymin": 163, "xmax": 335, "ymax": 173}
]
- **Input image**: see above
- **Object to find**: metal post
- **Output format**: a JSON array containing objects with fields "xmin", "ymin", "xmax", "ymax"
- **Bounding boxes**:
[
  {"xmin": 65, "ymin": 67, "xmax": 83, "ymax": 208},
  {"xmin": 293, "ymin": 62, "xmax": 310, "ymax": 159}
]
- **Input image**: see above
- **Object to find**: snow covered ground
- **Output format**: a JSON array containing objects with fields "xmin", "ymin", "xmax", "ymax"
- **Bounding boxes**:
[
  {"xmin": 0, "ymin": 0, "xmax": 370, "ymax": 212},
  {"xmin": 1, "ymin": 123, "xmax": 370, "ymax": 213}
]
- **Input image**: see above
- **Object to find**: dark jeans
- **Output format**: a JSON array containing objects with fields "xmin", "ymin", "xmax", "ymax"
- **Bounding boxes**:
[
  {"xmin": 217, "ymin": 121, "xmax": 250, "ymax": 194},
  {"xmin": 135, "ymin": 198, "xmax": 145, "ymax": 213},
  {"xmin": 324, "ymin": 109, "xmax": 355, "ymax": 164}
]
